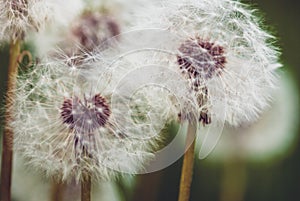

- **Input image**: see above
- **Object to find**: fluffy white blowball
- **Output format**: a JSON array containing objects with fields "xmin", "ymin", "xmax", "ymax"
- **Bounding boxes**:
[
  {"xmin": 0, "ymin": 0, "xmax": 83, "ymax": 43},
  {"xmin": 53, "ymin": 9, "xmax": 121, "ymax": 58},
  {"xmin": 132, "ymin": 0, "xmax": 281, "ymax": 126},
  {"xmin": 10, "ymin": 52, "xmax": 165, "ymax": 182},
  {"xmin": 32, "ymin": 0, "xmax": 155, "ymax": 57},
  {"xmin": 32, "ymin": 9, "xmax": 121, "ymax": 58}
]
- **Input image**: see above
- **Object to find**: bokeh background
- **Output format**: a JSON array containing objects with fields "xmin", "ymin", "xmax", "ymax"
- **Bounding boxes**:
[{"xmin": 0, "ymin": 0, "xmax": 299, "ymax": 200}]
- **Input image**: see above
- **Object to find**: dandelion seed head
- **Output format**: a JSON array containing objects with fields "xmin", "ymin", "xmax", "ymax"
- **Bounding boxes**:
[
  {"xmin": 33, "ymin": 7, "xmax": 121, "ymax": 63},
  {"xmin": 71, "ymin": 12, "xmax": 120, "ymax": 52},
  {"xmin": 11, "ymin": 53, "xmax": 162, "ymax": 181},
  {"xmin": 132, "ymin": 0, "xmax": 281, "ymax": 126}
]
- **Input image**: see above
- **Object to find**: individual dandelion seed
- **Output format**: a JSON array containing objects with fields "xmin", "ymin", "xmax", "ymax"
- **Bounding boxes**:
[{"xmin": 10, "ymin": 54, "xmax": 162, "ymax": 183}]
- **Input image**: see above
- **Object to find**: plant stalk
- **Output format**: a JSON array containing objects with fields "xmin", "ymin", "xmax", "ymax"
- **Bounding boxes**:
[
  {"xmin": 51, "ymin": 181, "xmax": 65, "ymax": 201},
  {"xmin": 81, "ymin": 173, "xmax": 91, "ymax": 201},
  {"xmin": 0, "ymin": 40, "xmax": 21, "ymax": 201},
  {"xmin": 178, "ymin": 123, "xmax": 197, "ymax": 201}
]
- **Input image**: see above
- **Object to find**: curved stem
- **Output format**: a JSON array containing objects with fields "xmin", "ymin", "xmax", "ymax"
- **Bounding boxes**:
[
  {"xmin": 1, "ymin": 40, "xmax": 21, "ymax": 201},
  {"xmin": 178, "ymin": 123, "xmax": 197, "ymax": 201}
]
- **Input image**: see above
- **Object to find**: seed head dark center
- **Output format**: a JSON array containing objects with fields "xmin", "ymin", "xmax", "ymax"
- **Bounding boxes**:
[
  {"xmin": 60, "ymin": 94, "xmax": 111, "ymax": 133},
  {"xmin": 177, "ymin": 37, "xmax": 226, "ymax": 80}
]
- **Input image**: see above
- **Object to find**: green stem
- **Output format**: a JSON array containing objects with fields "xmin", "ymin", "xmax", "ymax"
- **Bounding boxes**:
[
  {"xmin": 178, "ymin": 123, "xmax": 197, "ymax": 201},
  {"xmin": 1, "ymin": 40, "xmax": 21, "ymax": 201}
]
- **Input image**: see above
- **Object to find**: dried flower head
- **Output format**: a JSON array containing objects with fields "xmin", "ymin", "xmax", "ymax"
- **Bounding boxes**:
[
  {"xmin": 133, "ymin": 0, "xmax": 281, "ymax": 126},
  {"xmin": 10, "ymin": 53, "xmax": 162, "ymax": 181}
]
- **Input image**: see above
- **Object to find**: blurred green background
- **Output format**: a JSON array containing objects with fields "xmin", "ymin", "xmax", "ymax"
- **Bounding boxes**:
[{"xmin": 0, "ymin": 0, "xmax": 299, "ymax": 200}]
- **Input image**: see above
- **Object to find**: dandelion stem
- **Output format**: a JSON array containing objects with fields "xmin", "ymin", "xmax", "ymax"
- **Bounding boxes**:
[
  {"xmin": 0, "ymin": 40, "xmax": 21, "ymax": 201},
  {"xmin": 81, "ymin": 173, "xmax": 91, "ymax": 201},
  {"xmin": 178, "ymin": 122, "xmax": 197, "ymax": 201},
  {"xmin": 51, "ymin": 181, "xmax": 65, "ymax": 201}
]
